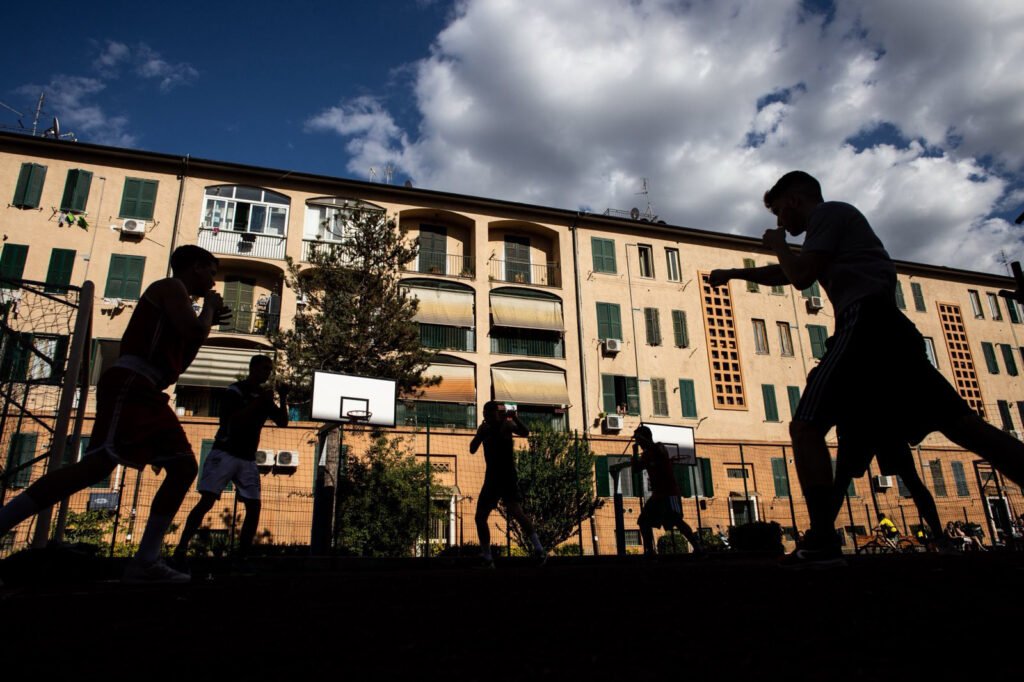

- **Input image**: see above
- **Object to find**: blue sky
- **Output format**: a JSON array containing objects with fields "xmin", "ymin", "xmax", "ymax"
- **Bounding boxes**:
[{"xmin": 3, "ymin": 0, "xmax": 1022, "ymax": 275}]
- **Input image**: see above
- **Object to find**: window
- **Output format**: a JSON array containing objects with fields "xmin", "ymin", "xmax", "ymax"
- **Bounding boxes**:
[
  {"xmin": 981, "ymin": 342, "xmax": 999, "ymax": 374},
  {"xmin": 491, "ymin": 329, "xmax": 563, "ymax": 358},
  {"xmin": 602, "ymin": 375, "xmax": 640, "ymax": 415},
  {"xmin": 637, "ymin": 245, "xmax": 654, "ymax": 278},
  {"xmin": 777, "ymin": 322, "xmax": 794, "ymax": 356},
  {"xmin": 787, "ymin": 386, "xmax": 801, "ymax": 418},
  {"xmin": 198, "ymin": 439, "xmax": 232, "ymax": 492},
  {"xmin": 671, "ymin": 310, "xmax": 689, "ymax": 348},
  {"xmin": 911, "ymin": 282, "xmax": 926, "ymax": 312},
  {"xmin": 396, "ymin": 401, "xmax": 476, "ymax": 429},
  {"xmin": 417, "ymin": 224, "xmax": 447, "ymax": 274},
  {"xmin": 1000, "ymin": 344, "xmax": 1018, "ymax": 376},
  {"xmin": 762, "ymin": 384, "xmax": 780, "ymax": 422},
  {"xmin": 90, "ymin": 339, "xmax": 121, "ymax": 385},
  {"xmin": 950, "ymin": 461, "xmax": 970, "ymax": 497},
  {"xmin": 997, "ymin": 401, "xmax": 1015, "ymax": 432},
  {"xmin": 665, "ymin": 248, "xmax": 680, "ymax": 281},
  {"xmin": 771, "ymin": 284, "xmax": 786, "ymax": 295},
  {"xmin": 220, "ymin": 278, "xmax": 255, "ymax": 333},
  {"xmin": 202, "ymin": 185, "xmax": 287, "ymax": 236},
  {"xmin": 420, "ymin": 324, "xmax": 475, "ymax": 351},
  {"xmin": 119, "ymin": 178, "xmax": 158, "ymax": 220},
  {"xmin": 591, "ymin": 238, "xmax": 616, "ymax": 274},
  {"xmin": 12, "ymin": 163, "xmax": 46, "ymax": 209},
  {"xmin": 802, "ymin": 282, "xmax": 821, "ymax": 298},
  {"xmin": 1019, "ymin": 401, "xmax": 1024, "ymax": 429},
  {"xmin": 595, "ymin": 456, "xmax": 644, "ymax": 497},
  {"xmin": 678, "ymin": 379, "xmax": 697, "ymax": 418},
  {"xmin": 968, "ymin": 290, "xmax": 983, "ymax": 319},
  {"xmin": 894, "ymin": 281, "xmax": 906, "ymax": 310},
  {"xmin": 6, "ymin": 433, "xmax": 38, "ymax": 488},
  {"xmin": 896, "ymin": 475, "xmax": 912, "ymax": 498},
  {"xmin": 727, "ymin": 468, "xmax": 749, "ymax": 479},
  {"xmin": 752, "ymin": 319, "xmax": 769, "ymax": 354},
  {"xmin": 644, "ymin": 308, "xmax": 662, "ymax": 345},
  {"xmin": 1008, "ymin": 299, "xmax": 1022, "ymax": 324},
  {"xmin": 60, "ymin": 169, "xmax": 93, "ymax": 213},
  {"xmin": 807, "ymin": 325, "xmax": 829, "ymax": 359},
  {"xmin": 45, "ymin": 248, "xmax": 76, "ymax": 294},
  {"xmin": 28, "ymin": 335, "xmax": 69, "ymax": 384},
  {"xmin": 596, "ymin": 302, "xmax": 622, "ymax": 340},
  {"xmin": 743, "ymin": 258, "xmax": 759, "ymax": 292},
  {"xmin": 651, "ymin": 378, "xmax": 669, "ymax": 417},
  {"xmin": 987, "ymin": 293, "xmax": 1003, "ymax": 320},
  {"xmin": 104, "ymin": 255, "xmax": 146, "ymax": 300},
  {"xmin": 929, "ymin": 460, "xmax": 947, "ymax": 497},
  {"xmin": 678, "ymin": 457, "xmax": 714, "ymax": 498},
  {"xmin": 923, "ymin": 337, "xmax": 938, "ymax": 368},
  {"xmin": 0, "ymin": 244, "xmax": 29, "ymax": 286},
  {"xmin": 831, "ymin": 458, "xmax": 856, "ymax": 497},
  {"xmin": 771, "ymin": 457, "xmax": 790, "ymax": 497}
]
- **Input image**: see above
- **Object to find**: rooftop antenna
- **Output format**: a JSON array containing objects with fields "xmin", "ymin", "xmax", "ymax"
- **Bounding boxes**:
[
  {"xmin": 384, "ymin": 162, "xmax": 394, "ymax": 185},
  {"xmin": 31, "ymin": 93, "xmax": 45, "ymax": 136},
  {"xmin": 0, "ymin": 100, "xmax": 24, "ymax": 127},
  {"xmin": 368, "ymin": 166, "xmax": 377, "ymax": 183}
]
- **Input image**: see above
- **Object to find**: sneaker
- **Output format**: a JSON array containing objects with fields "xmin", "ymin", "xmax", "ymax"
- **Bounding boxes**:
[
  {"xmin": 780, "ymin": 545, "xmax": 847, "ymax": 570},
  {"xmin": 122, "ymin": 558, "xmax": 191, "ymax": 584}
]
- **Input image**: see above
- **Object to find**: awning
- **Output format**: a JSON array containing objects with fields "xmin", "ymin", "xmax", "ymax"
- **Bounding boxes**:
[
  {"xmin": 490, "ymin": 295, "xmax": 563, "ymax": 331},
  {"xmin": 491, "ymin": 367, "xmax": 569, "ymax": 406},
  {"xmin": 177, "ymin": 346, "xmax": 268, "ymax": 388},
  {"xmin": 418, "ymin": 364, "xmax": 476, "ymax": 403},
  {"xmin": 407, "ymin": 287, "xmax": 474, "ymax": 328}
]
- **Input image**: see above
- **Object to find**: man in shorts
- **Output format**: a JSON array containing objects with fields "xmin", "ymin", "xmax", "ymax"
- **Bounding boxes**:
[
  {"xmin": 174, "ymin": 354, "xmax": 288, "ymax": 566},
  {"xmin": 0, "ymin": 245, "xmax": 229, "ymax": 582},
  {"xmin": 632, "ymin": 426, "xmax": 704, "ymax": 557},
  {"xmin": 709, "ymin": 171, "xmax": 1024, "ymax": 566},
  {"xmin": 469, "ymin": 401, "xmax": 545, "ymax": 567}
]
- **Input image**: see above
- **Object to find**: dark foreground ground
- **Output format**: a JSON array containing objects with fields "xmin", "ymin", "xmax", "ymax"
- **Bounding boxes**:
[{"xmin": 1, "ymin": 550, "xmax": 1022, "ymax": 680}]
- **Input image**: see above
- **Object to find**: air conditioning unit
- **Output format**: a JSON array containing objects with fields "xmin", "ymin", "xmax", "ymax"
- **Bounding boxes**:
[
  {"xmin": 120, "ymin": 218, "xmax": 146, "ymax": 235},
  {"xmin": 296, "ymin": 294, "xmax": 309, "ymax": 306},
  {"xmin": 603, "ymin": 338, "xmax": 623, "ymax": 353},
  {"xmin": 807, "ymin": 296, "xmax": 824, "ymax": 311},
  {"xmin": 874, "ymin": 475, "xmax": 894, "ymax": 489},
  {"xmin": 276, "ymin": 450, "xmax": 299, "ymax": 468},
  {"xmin": 604, "ymin": 414, "xmax": 624, "ymax": 431},
  {"xmin": 254, "ymin": 449, "xmax": 276, "ymax": 466}
]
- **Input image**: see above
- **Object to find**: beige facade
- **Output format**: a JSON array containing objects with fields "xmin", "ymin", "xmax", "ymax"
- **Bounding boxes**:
[{"xmin": 1, "ymin": 132, "xmax": 1022, "ymax": 555}]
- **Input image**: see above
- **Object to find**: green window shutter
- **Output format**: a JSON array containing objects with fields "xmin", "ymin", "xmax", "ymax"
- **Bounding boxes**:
[
  {"xmin": 625, "ymin": 377, "xmax": 640, "ymax": 415},
  {"xmin": 802, "ymin": 282, "xmax": 820, "ymax": 298},
  {"xmin": 120, "ymin": 178, "xmax": 158, "ymax": 220},
  {"xmin": 698, "ymin": 457, "xmax": 714, "ymax": 498},
  {"xmin": 911, "ymin": 283, "xmax": 926, "ymax": 312},
  {"xmin": 0, "ymin": 244, "xmax": 29, "ymax": 285},
  {"xmin": 591, "ymin": 237, "xmax": 616, "ymax": 274},
  {"xmin": 13, "ymin": 163, "xmax": 46, "ymax": 208},
  {"xmin": 8, "ymin": 433, "xmax": 39, "ymax": 488},
  {"xmin": 896, "ymin": 475, "xmax": 911, "ymax": 498},
  {"xmin": 929, "ymin": 461, "xmax": 947, "ymax": 497},
  {"xmin": 595, "ymin": 457, "xmax": 610, "ymax": 497},
  {"xmin": 743, "ymin": 258, "xmax": 759, "ymax": 292},
  {"xmin": 761, "ymin": 384, "xmax": 779, "ymax": 422},
  {"xmin": 0, "ymin": 332, "xmax": 33, "ymax": 382},
  {"xmin": 678, "ymin": 463, "xmax": 694, "ymax": 498},
  {"xmin": 61, "ymin": 169, "xmax": 93, "ymax": 212},
  {"xmin": 787, "ymin": 386, "xmax": 801, "ymax": 419},
  {"xmin": 999, "ymin": 344, "xmax": 1018, "ymax": 376},
  {"xmin": 894, "ymin": 281, "xmax": 906, "ymax": 309},
  {"xmin": 951, "ymin": 461, "xmax": 969, "ymax": 497},
  {"xmin": 105, "ymin": 255, "xmax": 127, "ymax": 298},
  {"xmin": 597, "ymin": 302, "xmax": 622, "ymax": 340},
  {"xmin": 771, "ymin": 284, "xmax": 786, "ymax": 295},
  {"xmin": 981, "ymin": 342, "xmax": 999, "ymax": 374},
  {"xmin": 671, "ymin": 310, "xmax": 689, "ymax": 347},
  {"xmin": 221, "ymin": 280, "xmax": 239, "ymax": 331},
  {"xmin": 105, "ymin": 255, "xmax": 145, "ymax": 300},
  {"xmin": 997, "ymin": 401, "xmax": 1014, "ymax": 431},
  {"xmin": 601, "ymin": 374, "xmax": 616, "ymax": 414},
  {"xmin": 1008, "ymin": 300, "xmax": 1021, "ymax": 324},
  {"xmin": 679, "ymin": 379, "xmax": 697, "ymax": 418},
  {"xmin": 807, "ymin": 325, "xmax": 829, "ymax": 359},
  {"xmin": 771, "ymin": 457, "xmax": 790, "ymax": 497},
  {"xmin": 644, "ymin": 308, "xmax": 661, "ymax": 345},
  {"xmin": 44, "ymin": 249, "xmax": 76, "ymax": 293}
]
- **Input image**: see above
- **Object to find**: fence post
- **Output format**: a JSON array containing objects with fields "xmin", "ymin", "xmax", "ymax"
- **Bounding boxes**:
[{"xmin": 425, "ymin": 420, "xmax": 431, "ymax": 560}]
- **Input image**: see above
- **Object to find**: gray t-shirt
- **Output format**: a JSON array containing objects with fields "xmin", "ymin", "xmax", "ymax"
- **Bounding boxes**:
[{"xmin": 801, "ymin": 201, "xmax": 896, "ymax": 313}]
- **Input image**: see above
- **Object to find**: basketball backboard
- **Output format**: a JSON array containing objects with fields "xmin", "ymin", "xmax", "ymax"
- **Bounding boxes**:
[
  {"xmin": 641, "ymin": 422, "xmax": 696, "ymax": 465},
  {"xmin": 311, "ymin": 371, "xmax": 397, "ymax": 426}
]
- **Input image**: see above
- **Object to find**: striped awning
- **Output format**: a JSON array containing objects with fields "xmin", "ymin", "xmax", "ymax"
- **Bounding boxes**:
[
  {"xmin": 177, "ymin": 346, "xmax": 268, "ymax": 388},
  {"xmin": 491, "ymin": 367, "xmax": 569, "ymax": 406},
  {"xmin": 407, "ymin": 287, "xmax": 475, "ymax": 328},
  {"xmin": 418, "ymin": 363, "xmax": 476, "ymax": 403},
  {"xmin": 490, "ymin": 295, "xmax": 563, "ymax": 331}
]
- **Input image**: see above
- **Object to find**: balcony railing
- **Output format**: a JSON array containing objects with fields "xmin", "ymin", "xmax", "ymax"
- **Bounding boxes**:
[
  {"xmin": 419, "ymin": 324, "xmax": 475, "ymax": 352},
  {"xmin": 402, "ymin": 253, "xmax": 475, "ymax": 279},
  {"xmin": 491, "ymin": 334, "xmax": 564, "ymax": 358},
  {"xmin": 199, "ymin": 227, "xmax": 286, "ymax": 260},
  {"xmin": 488, "ymin": 259, "xmax": 560, "ymax": 287},
  {"xmin": 302, "ymin": 238, "xmax": 354, "ymax": 263},
  {"xmin": 217, "ymin": 311, "xmax": 280, "ymax": 337}
]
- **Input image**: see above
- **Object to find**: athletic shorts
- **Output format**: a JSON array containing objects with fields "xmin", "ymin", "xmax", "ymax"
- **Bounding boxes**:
[
  {"xmin": 478, "ymin": 469, "xmax": 520, "ymax": 510},
  {"xmin": 794, "ymin": 296, "xmax": 973, "ymax": 443},
  {"xmin": 637, "ymin": 496, "xmax": 683, "ymax": 529},
  {"xmin": 197, "ymin": 448, "xmax": 261, "ymax": 500},
  {"xmin": 835, "ymin": 428, "xmax": 916, "ymax": 479},
  {"xmin": 84, "ymin": 367, "xmax": 193, "ymax": 469}
]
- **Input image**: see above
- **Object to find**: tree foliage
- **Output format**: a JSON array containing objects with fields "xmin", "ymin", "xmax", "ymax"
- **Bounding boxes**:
[
  {"xmin": 271, "ymin": 208, "xmax": 437, "ymax": 399},
  {"xmin": 501, "ymin": 429, "xmax": 599, "ymax": 551},
  {"xmin": 334, "ymin": 434, "xmax": 438, "ymax": 557}
]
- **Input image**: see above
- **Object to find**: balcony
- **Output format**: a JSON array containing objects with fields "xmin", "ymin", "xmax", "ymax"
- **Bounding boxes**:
[
  {"xmin": 403, "ymin": 252, "xmax": 475, "ymax": 279},
  {"xmin": 199, "ymin": 227, "xmax": 286, "ymax": 260},
  {"xmin": 491, "ymin": 332, "xmax": 564, "ymax": 359},
  {"xmin": 218, "ymin": 310, "xmax": 280, "ymax": 337},
  {"xmin": 488, "ymin": 259, "xmax": 560, "ymax": 287}
]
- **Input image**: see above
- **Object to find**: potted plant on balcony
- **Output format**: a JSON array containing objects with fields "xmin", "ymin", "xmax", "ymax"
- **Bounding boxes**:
[{"xmin": 513, "ymin": 272, "xmax": 527, "ymax": 283}]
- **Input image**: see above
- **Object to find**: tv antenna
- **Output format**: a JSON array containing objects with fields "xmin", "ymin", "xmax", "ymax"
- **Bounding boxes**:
[
  {"xmin": 384, "ymin": 162, "xmax": 394, "ymax": 185},
  {"xmin": 0, "ymin": 93, "xmax": 76, "ymax": 140},
  {"xmin": 603, "ymin": 177, "xmax": 665, "ymax": 223},
  {"xmin": 368, "ymin": 166, "xmax": 378, "ymax": 183}
]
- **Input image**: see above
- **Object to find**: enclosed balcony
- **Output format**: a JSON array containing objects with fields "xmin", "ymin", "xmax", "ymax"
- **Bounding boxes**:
[
  {"xmin": 208, "ymin": 261, "xmax": 284, "ymax": 343},
  {"xmin": 487, "ymin": 223, "xmax": 561, "ymax": 288},
  {"xmin": 400, "ymin": 210, "xmax": 475, "ymax": 279},
  {"xmin": 300, "ymin": 197, "xmax": 385, "ymax": 263},
  {"xmin": 197, "ymin": 185, "xmax": 290, "ymax": 261}
]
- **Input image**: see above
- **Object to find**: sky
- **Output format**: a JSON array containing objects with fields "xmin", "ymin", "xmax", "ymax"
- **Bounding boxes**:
[{"xmin": 2, "ymin": 0, "xmax": 1022, "ymax": 275}]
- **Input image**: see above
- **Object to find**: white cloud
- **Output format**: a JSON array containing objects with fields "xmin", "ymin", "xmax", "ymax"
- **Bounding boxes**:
[
  {"xmin": 16, "ymin": 76, "xmax": 135, "ymax": 147},
  {"xmin": 93, "ymin": 41, "xmax": 130, "ymax": 76},
  {"xmin": 134, "ymin": 44, "xmax": 199, "ymax": 92},
  {"xmin": 309, "ymin": 0, "xmax": 1024, "ymax": 273}
]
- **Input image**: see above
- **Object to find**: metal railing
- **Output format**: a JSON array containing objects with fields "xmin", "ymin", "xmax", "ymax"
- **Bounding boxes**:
[
  {"xmin": 218, "ymin": 311, "xmax": 280, "ymax": 336},
  {"xmin": 199, "ymin": 227, "xmax": 287, "ymax": 260},
  {"xmin": 491, "ymin": 335, "xmax": 564, "ymax": 358},
  {"xmin": 488, "ymin": 259, "xmax": 561, "ymax": 287},
  {"xmin": 403, "ymin": 253, "xmax": 475, "ymax": 278}
]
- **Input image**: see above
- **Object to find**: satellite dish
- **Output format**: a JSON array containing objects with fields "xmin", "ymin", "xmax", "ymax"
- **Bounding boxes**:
[{"xmin": 630, "ymin": 207, "xmax": 640, "ymax": 220}]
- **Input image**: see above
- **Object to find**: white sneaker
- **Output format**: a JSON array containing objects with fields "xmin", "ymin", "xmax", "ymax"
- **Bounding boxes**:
[{"xmin": 122, "ymin": 558, "xmax": 191, "ymax": 584}]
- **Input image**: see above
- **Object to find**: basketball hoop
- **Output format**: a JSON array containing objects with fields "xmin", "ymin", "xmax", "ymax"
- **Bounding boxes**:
[{"xmin": 346, "ymin": 410, "xmax": 372, "ymax": 423}]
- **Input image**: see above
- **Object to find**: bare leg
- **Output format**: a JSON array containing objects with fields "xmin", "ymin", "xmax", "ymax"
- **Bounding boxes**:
[
  {"xmin": 900, "ymin": 468, "xmax": 942, "ymax": 540},
  {"xmin": 237, "ymin": 497, "xmax": 261, "ymax": 558},
  {"xmin": 475, "ymin": 502, "xmax": 495, "ymax": 557},
  {"xmin": 791, "ymin": 421, "xmax": 837, "ymax": 541},
  {"xmin": 21, "ymin": 454, "xmax": 117, "ymax": 509},
  {"xmin": 135, "ymin": 456, "xmax": 198, "ymax": 563},
  {"xmin": 941, "ymin": 413, "xmax": 1024, "ymax": 487},
  {"xmin": 639, "ymin": 522, "xmax": 656, "ymax": 556},
  {"xmin": 174, "ymin": 491, "xmax": 218, "ymax": 559}
]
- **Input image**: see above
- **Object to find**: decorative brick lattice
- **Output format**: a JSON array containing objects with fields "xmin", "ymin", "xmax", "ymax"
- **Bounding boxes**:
[
  {"xmin": 699, "ymin": 272, "xmax": 747, "ymax": 410},
  {"xmin": 937, "ymin": 303, "xmax": 985, "ymax": 418}
]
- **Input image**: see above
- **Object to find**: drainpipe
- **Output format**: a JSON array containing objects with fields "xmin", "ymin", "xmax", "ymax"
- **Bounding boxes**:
[
  {"xmin": 570, "ymin": 216, "xmax": 590, "ymax": 432},
  {"xmin": 168, "ymin": 154, "xmax": 189, "ymax": 275}
]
